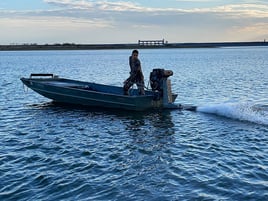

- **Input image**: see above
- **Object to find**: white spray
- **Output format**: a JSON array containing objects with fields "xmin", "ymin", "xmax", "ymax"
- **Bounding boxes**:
[{"xmin": 196, "ymin": 102, "xmax": 268, "ymax": 125}]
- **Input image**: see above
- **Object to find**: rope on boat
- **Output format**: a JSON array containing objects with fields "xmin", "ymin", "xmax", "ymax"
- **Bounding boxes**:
[{"xmin": 127, "ymin": 81, "xmax": 150, "ymax": 90}]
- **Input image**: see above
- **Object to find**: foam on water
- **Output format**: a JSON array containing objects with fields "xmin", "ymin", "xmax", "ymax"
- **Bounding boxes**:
[{"xmin": 197, "ymin": 102, "xmax": 268, "ymax": 125}]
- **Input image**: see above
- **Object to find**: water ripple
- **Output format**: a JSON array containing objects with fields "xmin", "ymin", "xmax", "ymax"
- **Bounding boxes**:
[{"xmin": 1, "ymin": 48, "xmax": 268, "ymax": 200}]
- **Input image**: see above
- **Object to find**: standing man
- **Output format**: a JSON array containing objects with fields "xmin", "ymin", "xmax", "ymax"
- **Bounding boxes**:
[{"xmin": 123, "ymin": 49, "xmax": 145, "ymax": 95}]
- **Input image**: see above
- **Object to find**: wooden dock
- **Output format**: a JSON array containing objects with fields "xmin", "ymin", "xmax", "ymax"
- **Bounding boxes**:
[{"xmin": 138, "ymin": 39, "xmax": 165, "ymax": 46}]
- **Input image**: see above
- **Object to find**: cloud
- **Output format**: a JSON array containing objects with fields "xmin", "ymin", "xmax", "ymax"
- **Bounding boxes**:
[
  {"xmin": 44, "ymin": 0, "xmax": 146, "ymax": 12},
  {"xmin": 210, "ymin": 4, "xmax": 268, "ymax": 18},
  {"xmin": 232, "ymin": 22, "xmax": 268, "ymax": 36},
  {"xmin": 41, "ymin": 0, "xmax": 268, "ymax": 19},
  {"xmin": 0, "ymin": 0, "xmax": 268, "ymax": 44},
  {"xmin": 2, "ymin": 1, "xmax": 267, "ymax": 22},
  {"xmin": 0, "ymin": 16, "xmax": 115, "ymax": 44},
  {"xmin": 0, "ymin": 16, "xmax": 112, "ymax": 28},
  {"xmin": 39, "ymin": 0, "xmax": 268, "ymax": 26}
]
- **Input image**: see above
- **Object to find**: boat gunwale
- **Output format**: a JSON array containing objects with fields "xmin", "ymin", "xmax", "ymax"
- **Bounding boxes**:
[
  {"xmin": 26, "ymin": 86, "xmax": 138, "ymax": 108},
  {"xmin": 20, "ymin": 77, "xmax": 156, "ymax": 99}
]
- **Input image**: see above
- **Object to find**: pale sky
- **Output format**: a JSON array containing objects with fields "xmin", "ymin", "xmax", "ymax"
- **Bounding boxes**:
[{"xmin": 0, "ymin": 0, "xmax": 268, "ymax": 44}]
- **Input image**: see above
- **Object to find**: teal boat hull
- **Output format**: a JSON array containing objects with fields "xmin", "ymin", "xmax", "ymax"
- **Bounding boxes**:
[{"xmin": 20, "ymin": 75, "xmax": 178, "ymax": 111}]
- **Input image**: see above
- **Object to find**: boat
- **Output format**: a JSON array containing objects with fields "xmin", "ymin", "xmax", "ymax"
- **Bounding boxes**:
[{"xmin": 20, "ymin": 69, "xmax": 196, "ymax": 111}]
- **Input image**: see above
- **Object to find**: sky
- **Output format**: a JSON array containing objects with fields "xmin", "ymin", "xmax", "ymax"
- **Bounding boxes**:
[{"xmin": 0, "ymin": 0, "xmax": 268, "ymax": 44}]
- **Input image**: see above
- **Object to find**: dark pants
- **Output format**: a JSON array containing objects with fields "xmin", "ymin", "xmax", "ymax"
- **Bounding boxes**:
[{"xmin": 123, "ymin": 72, "xmax": 145, "ymax": 95}]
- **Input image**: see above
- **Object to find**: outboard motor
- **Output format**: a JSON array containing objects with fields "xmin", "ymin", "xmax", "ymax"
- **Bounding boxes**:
[
  {"xmin": 149, "ymin": 68, "xmax": 176, "ymax": 107},
  {"xmin": 150, "ymin": 69, "xmax": 173, "ymax": 92}
]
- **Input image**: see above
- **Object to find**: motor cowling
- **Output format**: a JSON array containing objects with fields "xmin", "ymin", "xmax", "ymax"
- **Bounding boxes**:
[{"xmin": 150, "ymin": 69, "xmax": 173, "ymax": 91}]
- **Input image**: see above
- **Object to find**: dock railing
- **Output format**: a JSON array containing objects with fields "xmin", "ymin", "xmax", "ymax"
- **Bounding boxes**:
[{"xmin": 138, "ymin": 39, "xmax": 165, "ymax": 46}]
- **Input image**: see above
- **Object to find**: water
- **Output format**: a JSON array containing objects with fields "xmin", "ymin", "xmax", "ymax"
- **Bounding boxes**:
[{"xmin": 0, "ymin": 47, "xmax": 268, "ymax": 200}]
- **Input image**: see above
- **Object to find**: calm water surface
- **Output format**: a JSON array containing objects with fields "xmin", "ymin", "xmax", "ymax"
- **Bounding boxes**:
[{"xmin": 0, "ymin": 47, "xmax": 268, "ymax": 200}]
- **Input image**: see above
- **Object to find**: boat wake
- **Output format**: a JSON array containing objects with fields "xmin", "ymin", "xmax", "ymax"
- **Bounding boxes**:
[{"xmin": 196, "ymin": 102, "xmax": 268, "ymax": 126}]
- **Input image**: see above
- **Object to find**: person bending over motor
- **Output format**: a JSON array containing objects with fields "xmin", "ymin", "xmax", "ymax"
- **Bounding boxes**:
[{"xmin": 123, "ymin": 49, "xmax": 145, "ymax": 95}]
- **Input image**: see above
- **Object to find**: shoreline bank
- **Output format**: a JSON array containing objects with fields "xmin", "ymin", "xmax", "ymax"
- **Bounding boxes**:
[{"xmin": 0, "ymin": 41, "xmax": 267, "ymax": 51}]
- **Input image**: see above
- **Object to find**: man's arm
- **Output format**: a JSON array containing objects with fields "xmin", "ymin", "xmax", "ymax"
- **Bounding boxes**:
[{"xmin": 129, "ymin": 56, "xmax": 132, "ymax": 71}]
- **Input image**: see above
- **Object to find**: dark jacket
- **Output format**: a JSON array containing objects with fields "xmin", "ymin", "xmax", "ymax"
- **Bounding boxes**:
[{"xmin": 129, "ymin": 56, "xmax": 141, "ymax": 75}]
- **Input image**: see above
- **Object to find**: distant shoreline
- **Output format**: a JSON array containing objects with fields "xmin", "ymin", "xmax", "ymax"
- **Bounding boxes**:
[{"xmin": 0, "ymin": 41, "xmax": 267, "ymax": 51}]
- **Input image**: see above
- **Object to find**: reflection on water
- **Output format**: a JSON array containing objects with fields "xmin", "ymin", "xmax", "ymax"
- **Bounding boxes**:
[
  {"xmin": 11, "ymin": 101, "xmax": 181, "ymax": 200},
  {"xmin": 28, "ymin": 101, "xmax": 176, "ymax": 134}
]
